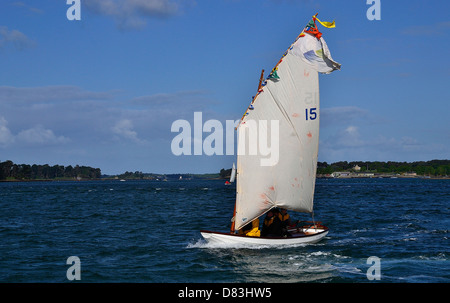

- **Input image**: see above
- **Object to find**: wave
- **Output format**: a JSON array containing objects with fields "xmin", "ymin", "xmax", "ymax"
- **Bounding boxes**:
[{"xmin": 185, "ymin": 238, "xmax": 311, "ymax": 250}]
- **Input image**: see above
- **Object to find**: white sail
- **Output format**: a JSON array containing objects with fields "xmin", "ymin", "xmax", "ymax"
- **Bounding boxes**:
[
  {"xmin": 234, "ymin": 21, "xmax": 340, "ymax": 230},
  {"xmin": 230, "ymin": 163, "xmax": 236, "ymax": 183}
]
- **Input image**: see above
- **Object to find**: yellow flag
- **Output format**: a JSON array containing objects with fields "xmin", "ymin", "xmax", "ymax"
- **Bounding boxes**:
[{"xmin": 316, "ymin": 17, "xmax": 335, "ymax": 28}]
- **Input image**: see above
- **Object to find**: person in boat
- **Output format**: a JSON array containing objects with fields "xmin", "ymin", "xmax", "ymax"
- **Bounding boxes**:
[
  {"xmin": 261, "ymin": 209, "xmax": 283, "ymax": 237},
  {"xmin": 278, "ymin": 208, "xmax": 293, "ymax": 237},
  {"xmin": 238, "ymin": 218, "xmax": 260, "ymax": 237},
  {"xmin": 278, "ymin": 208, "xmax": 292, "ymax": 228}
]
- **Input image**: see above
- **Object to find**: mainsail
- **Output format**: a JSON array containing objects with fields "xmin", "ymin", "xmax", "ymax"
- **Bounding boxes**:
[{"xmin": 234, "ymin": 15, "xmax": 340, "ymax": 231}]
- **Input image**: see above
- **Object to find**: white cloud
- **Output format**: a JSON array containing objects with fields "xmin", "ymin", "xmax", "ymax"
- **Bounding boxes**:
[
  {"xmin": 84, "ymin": 0, "xmax": 180, "ymax": 29},
  {"xmin": 130, "ymin": 90, "xmax": 207, "ymax": 106},
  {"xmin": 321, "ymin": 106, "xmax": 369, "ymax": 127},
  {"xmin": 0, "ymin": 85, "xmax": 114, "ymax": 104},
  {"xmin": 345, "ymin": 125, "xmax": 358, "ymax": 135},
  {"xmin": 328, "ymin": 125, "xmax": 365, "ymax": 148},
  {"xmin": 0, "ymin": 117, "xmax": 15, "ymax": 147},
  {"xmin": 11, "ymin": 2, "xmax": 44, "ymax": 14},
  {"xmin": 319, "ymin": 123, "xmax": 437, "ymax": 163},
  {"xmin": 0, "ymin": 85, "xmax": 216, "ymax": 151},
  {"xmin": 400, "ymin": 21, "xmax": 450, "ymax": 36},
  {"xmin": 112, "ymin": 119, "xmax": 145, "ymax": 143},
  {"xmin": 0, "ymin": 26, "xmax": 35, "ymax": 50},
  {"xmin": 0, "ymin": 117, "xmax": 69, "ymax": 147},
  {"xmin": 17, "ymin": 125, "xmax": 70, "ymax": 145}
]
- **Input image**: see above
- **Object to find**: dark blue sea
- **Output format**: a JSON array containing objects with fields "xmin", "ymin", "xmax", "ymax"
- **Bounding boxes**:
[{"xmin": 0, "ymin": 178, "xmax": 448, "ymax": 283}]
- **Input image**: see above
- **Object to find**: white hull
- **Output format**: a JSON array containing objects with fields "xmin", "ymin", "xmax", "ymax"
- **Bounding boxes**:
[{"xmin": 200, "ymin": 228, "xmax": 328, "ymax": 247}]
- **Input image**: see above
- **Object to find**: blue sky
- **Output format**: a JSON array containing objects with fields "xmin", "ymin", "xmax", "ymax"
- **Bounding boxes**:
[{"xmin": 0, "ymin": 0, "xmax": 449, "ymax": 174}]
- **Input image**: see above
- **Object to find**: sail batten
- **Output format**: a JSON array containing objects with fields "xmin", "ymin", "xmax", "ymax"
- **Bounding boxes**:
[{"xmin": 234, "ymin": 16, "xmax": 340, "ymax": 231}]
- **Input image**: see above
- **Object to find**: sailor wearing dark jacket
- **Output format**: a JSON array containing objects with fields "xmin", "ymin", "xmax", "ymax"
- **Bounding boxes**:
[
  {"xmin": 261, "ymin": 209, "xmax": 283, "ymax": 237},
  {"xmin": 278, "ymin": 208, "xmax": 292, "ymax": 228}
]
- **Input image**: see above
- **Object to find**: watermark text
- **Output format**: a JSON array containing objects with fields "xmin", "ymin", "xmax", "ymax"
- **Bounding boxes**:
[
  {"xmin": 170, "ymin": 112, "xmax": 280, "ymax": 166},
  {"xmin": 366, "ymin": 256, "xmax": 381, "ymax": 280},
  {"xmin": 366, "ymin": 0, "xmax": 381, "ymax": 21},
  {"xmin": 66, "ymin": 0, "xmax": 81, "ymax": 21},
  {"xmin": 66, "ymin": 256, "xmax": 81, "ymax": 280}
]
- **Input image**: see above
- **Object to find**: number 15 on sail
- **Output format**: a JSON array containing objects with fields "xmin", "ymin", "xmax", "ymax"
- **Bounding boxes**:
[{"xmin": 305, "ymin": 108, "xmax": 317, "ymax": 120}]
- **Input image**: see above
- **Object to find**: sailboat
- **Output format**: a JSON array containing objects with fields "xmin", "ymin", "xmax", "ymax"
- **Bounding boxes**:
[
  {"xmin": 225, "ymin": 163, "xmax": 236, "ymax": 185},
  {"xmin": 230, "ymin": 163, "xmax": 236, "ymax": 183},
  {"xmin": 201, "ymin": 14, "xmax": 340, "ymax": 246}
]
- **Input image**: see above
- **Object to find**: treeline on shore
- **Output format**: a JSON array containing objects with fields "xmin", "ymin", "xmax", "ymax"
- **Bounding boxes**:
[
  {"xmin": 220, "ymin": 160, "xmax": 449, "ymax": 178},
  {"xmin": 219, "ymin": 168, "xmax": 232, "ymax": 179},
  {"xmin": 316, "ymin": 160, "xmax": 449, "ymax": 176},
  {"xmin": 2, "ymin": 159, "xmax": 448, "ymax": 182},
  {"xmin": 0, "ymin": 160, "xmax": 101, "ymax": 181},
  {"xmin": 113, "ymin": 171, "xmax": 220, "ymax": 180}
]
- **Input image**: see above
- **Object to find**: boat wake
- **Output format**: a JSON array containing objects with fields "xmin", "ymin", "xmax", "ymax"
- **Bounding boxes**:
[
  {"xmin": 186, "ymin": 238, "xmax": 311, "ymax": 250},
  {"xmin": 187, "ymin": 238, "xmax": 266, "ymax": 249}
]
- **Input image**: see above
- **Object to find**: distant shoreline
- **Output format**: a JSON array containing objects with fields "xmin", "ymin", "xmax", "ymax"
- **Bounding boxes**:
[
  {"xmin": 1, "ymin": 175, "xmax": 448, "ymax": 183},
  {"xmin": 0, "ymin": 178, "xmax": 101, "ymax": 183},
  {"xmin": 2, "ymin": 159, "xmax": 449, "ymax": 182},
  {"xmin": 317, "ymin": 175, "xmax": 450, "ymax": 180}
]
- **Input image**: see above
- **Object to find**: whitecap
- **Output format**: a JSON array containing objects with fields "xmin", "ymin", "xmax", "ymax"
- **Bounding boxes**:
[
  {"xmin": 310, "ymin": 251, "xmax": 329, "ymax": 256},
  {"xmin": 335, "ymin": 265, "xmax": 363, "ymax": 275},
  {"xmin": 186, "ymin": 238, "xmax": 284, "ymax": 250},
  {"xmin": 186, "ymin": 239, "xmax": 208, "ymax": 248}
]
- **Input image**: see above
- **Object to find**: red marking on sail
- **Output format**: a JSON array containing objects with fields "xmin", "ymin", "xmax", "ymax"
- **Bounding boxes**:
[
  {"xmin": 307, "ymin": 132, "xmax": 312, "ymax": 138},
  {"xmin": 292, "ymin": 113, "xmax": 299, "ymax": 118},
  {"xmin": 269, "ymin": 186, "xmax": 275, "ymax": 191}
]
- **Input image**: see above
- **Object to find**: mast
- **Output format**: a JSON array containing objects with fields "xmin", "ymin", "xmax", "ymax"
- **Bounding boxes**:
[{"xmin": 257, "ymin": 69, "xmax": 265, "ymax": 91}]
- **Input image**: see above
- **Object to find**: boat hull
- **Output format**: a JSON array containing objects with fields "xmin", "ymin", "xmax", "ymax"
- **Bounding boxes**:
[{"xmin": 200, "ymin": 228, "xmax": 328, "ymax": 246}]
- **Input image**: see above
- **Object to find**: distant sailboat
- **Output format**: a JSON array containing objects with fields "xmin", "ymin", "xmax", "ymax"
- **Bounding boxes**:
[
  {"xmin": 225, "ymin": 163, "xmax": 236, "ymax": 185},
  {"xmin": 230, "ymin": 163, "xmax": 236, "ymax": 183},
  {"xmin": 201, "ymin": 14, "xmax": 340, "ymax": 246}
]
